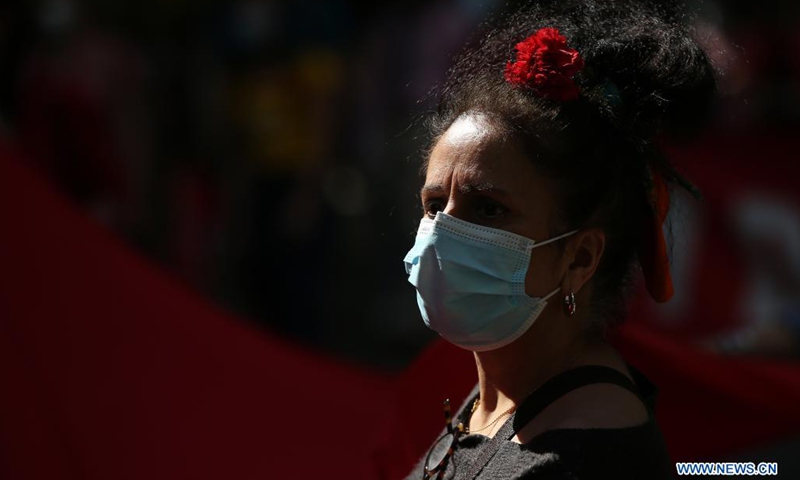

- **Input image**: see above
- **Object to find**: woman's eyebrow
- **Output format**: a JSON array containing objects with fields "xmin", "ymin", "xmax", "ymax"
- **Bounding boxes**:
[
  {"xmin": 420, "ymin": 184, "xmax": 446, "ymax": 197},
  {"xmin": 459, "ymin": 183, "xmax": 510, "ymax": 197},
  {"xmin": 420, "ymin": 183, "xmax": 510, "ymax": 197}
]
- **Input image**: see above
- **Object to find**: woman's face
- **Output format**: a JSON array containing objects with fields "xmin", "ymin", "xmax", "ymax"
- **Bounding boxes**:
[{"xmin": 421, "ymin": 112, "xmax": 568, "ymax": 298}]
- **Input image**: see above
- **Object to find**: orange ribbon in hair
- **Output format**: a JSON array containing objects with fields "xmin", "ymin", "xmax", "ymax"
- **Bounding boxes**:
[{"xmin": 637, "ymin": 172, "xmax": 674, "ymax": 303}]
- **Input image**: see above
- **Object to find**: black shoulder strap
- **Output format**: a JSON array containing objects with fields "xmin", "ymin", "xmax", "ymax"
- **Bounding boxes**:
[
  {"xmin": 512, "ymin": 365, "xmax": 642, "ymax": 430},
  {"xmin": 455, "ymin": 365, "xmax": 642, "ymax": 480}
]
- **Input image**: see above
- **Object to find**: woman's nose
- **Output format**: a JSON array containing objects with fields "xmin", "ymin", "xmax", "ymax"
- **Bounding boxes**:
[
  {"xmin": 437, "ymin": 185, "xmax": 472, "ymax": 222},
  {"xmin": 442, "ymin": 197, "xmax": 468, "ymax": 222}
]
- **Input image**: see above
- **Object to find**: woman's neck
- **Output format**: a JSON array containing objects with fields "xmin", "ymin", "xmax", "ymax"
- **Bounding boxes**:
[{"xmin": 471, "ymin": 317, "xmax": 592, "ymax": 425}]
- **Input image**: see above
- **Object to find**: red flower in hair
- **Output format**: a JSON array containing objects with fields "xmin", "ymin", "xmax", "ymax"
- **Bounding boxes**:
[{"xmin": 504, "ymin": 27, "xmax": 585, "ymax": 101}]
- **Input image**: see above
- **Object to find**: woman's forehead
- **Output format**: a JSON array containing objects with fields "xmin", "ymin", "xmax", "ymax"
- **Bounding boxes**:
[
  {"xmin": 426, "ymin": 114, "xmax": 539, "ymax": 192},
  {"xmin": 440, "ymin": 112, "xmax": 494, "ymax": 147}
]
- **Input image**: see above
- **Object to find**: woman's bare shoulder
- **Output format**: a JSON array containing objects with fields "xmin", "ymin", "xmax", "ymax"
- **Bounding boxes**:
[{"xmin": 513, "ymin": 361, "xmax": 651, "ymax": 444}]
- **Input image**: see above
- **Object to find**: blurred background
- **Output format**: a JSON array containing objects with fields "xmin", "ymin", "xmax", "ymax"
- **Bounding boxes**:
[
  {"xmin": 1, "ymin": 0, "xmax": 479, "ymax": 369},
  {"xmin": 2, "ymin": 0, "xmax": 800, "ymax": 368},
  {"xmin": 1, "ymin": 0, "xmax": 800, "ymax": 478}
]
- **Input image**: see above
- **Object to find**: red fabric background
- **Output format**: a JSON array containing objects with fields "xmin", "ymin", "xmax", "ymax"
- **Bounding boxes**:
[{"xmin": 0, "ymin": 146, "xmax": 392, "ymax": 480}]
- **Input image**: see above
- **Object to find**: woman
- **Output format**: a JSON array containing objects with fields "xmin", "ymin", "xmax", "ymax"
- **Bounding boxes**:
[{"xmin": 402, "ymin": 0, "xmax": 716, "ymax": 479}]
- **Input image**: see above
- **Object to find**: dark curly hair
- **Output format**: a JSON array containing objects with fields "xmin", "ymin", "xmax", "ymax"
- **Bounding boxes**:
[{"xmin": 423, "ymin": 0, "xmax": 717, "ymax": 329}]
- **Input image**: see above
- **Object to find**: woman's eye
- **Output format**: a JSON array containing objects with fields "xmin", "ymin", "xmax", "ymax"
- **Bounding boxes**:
[
  {"xmin": 478, "ymin": 201, "xmax": 508, "ymax": 219},
  {"xmin": 423, "ymin": 200, "xmax": 445, "ymax": 218}
]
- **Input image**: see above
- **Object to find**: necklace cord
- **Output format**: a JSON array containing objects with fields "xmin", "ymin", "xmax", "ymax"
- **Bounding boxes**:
[{"xmin": 465, "ymin": 399, "xmax": 516, "ymax": 434}]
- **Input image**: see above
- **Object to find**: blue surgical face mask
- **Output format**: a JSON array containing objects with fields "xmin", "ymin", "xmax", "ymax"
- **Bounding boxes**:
[{"xmin": 403, "ymin": 212, "xmax": 578, "ymax": 352}]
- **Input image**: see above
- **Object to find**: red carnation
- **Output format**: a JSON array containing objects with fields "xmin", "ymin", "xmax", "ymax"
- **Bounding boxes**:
[{"xmin": 504, "ymin": 27, "xmax": 584, "ymax": 101}]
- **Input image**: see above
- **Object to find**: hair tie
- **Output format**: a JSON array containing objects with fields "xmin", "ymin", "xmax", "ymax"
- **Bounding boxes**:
[
  {"xmin": 638, "ymin": 171, "xmax": 674, "ymax": 303},
  {"xmin": 504, "ymin": 27, "xmax": 584, "ymax": 101},
  {"xmin": 602, "ymin": 80, "xmax": 623, "ymax": 108}
]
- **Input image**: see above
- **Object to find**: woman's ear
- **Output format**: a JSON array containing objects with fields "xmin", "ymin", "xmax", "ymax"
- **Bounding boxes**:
[{"xmin": 561, "ymin": 228, "xmax": 605, "ymax": 295}]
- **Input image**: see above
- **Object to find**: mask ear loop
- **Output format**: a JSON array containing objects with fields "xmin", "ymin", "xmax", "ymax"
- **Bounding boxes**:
[
  {"xmin": 531, "ymin": 229, "xmax": 580, "ymax": 249},
  {"xmin": 542, "ymin": 287, "xmax": 562, "ymax": 302},
  {"xmin": 529, "ymin": 229, "xmax": 579, "ymax": 303},
  {"xmin": 533, "ymin": 229, "xmax": 580, "ymax": 313},
  {"xmin": 533, "ymin": 229, "xmax": 580, "ymax": 317}
]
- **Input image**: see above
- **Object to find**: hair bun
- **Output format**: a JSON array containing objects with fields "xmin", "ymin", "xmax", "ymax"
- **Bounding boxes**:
[{"xmin": 580, "ymin": 2, "xmax": 717, "ymax": 140}]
